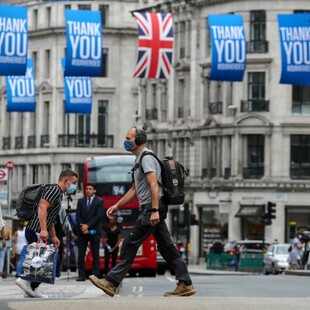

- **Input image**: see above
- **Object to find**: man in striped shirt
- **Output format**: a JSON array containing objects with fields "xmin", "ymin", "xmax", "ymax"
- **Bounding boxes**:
[{"xmin": 16, "ymin": 168, "xmax": 78, "ymax": 298}]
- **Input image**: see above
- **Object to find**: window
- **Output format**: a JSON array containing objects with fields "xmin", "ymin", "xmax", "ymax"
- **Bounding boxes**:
[
  {"xmin": 291, "ymin": 135, "xmax": 310, "ymax": 179},
  {"xmin": 100, "ymin": 48, "xmax": 108, "ymax": 77},
  {"xmin": 249, "ymin": 11, "xmax": 267, "ymax": 53},
  {"xmin": 294, "ymin": 10, "xmax": 310, "ymax": 13},
  {"xmin": 292, "ymin": 85, "xmax": 310, "ymax": 115},
  {"xmin": 179, "ymin": 22, "xmax": 186, "ymax": 58},
  {"xmin": 75, "ymin": 163, "xmax": 84, "ymax": 191},
  {"xmin": 161, "ymin": 83, "xmax": 167, "ymax": 121},
  {"xmin": 243, "ymin": 72, "xmax": 268, "ymax": 112},
  {"xmin": 209, "ymin": 82, "xmax": 223, "ymax": 114},
  {"xmin": 64, "ymin": 4, "xmax": 71, "ymax": 10},
  {"xmin": 45, "ymin": 49, "xmax": 50, "ymax": 79},
  {"xmin": 146, "ymin": 84, "xmax": 157, "ymax": 120},
  {"xmin": 78, "ymin": 4, "xmax": 91, "ymax": 10},
  {"xmin": 98, "ymin": 100, "xmax": 108, "ymax": 145},
  {"xmin": 46, "ymin": 7, "xmax": 51, "ymax": 28},
  {"xmin": 177, "ymin": 79, "xmax": 185, "ymax": 118},
  {"xmin": 33, "ymin": 9, "xmax": 38, "ymax": 30},
  {"xmin": 248, "ymin": 72, "xmax": 265, "ymax": 100},
  {"xmin": 76, "ymin": 114, "xmax": 90, "ymax": 146},
  {"xmin": 32, "ymin": 51, "xmax": 37, "ymax": 78},
  {"xmin": 248, "ymin": 135, "xmax": 264, "ymax": 166},
  {"xmin": 244, "ymin": 135, "xmax": 264, "ymax": 179},
  {"xmin": 99, "ymin": 5, "xmax": 108, "ymax": 27},
  {"xmin": 31, "ymin": 165, "xmax": 39, "ymax": 184},
  {"xmin": 63, "ymin": 103, "xmax": 70, "ymax": 135},
  {"xmin": 43, "ymin": 101, "xmax": 50, "ymax": 135}
]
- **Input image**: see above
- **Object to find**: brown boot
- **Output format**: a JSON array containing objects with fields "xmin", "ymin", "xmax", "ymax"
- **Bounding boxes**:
[
  {"xmin": 164, "ymin": 281, "xmax": 196, "ymax": 297},
  {"xmin": 89, "ymin": 275, "xmax": 117, "ymax": 297}
]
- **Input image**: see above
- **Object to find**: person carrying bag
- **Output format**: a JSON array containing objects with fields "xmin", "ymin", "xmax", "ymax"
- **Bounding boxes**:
[{"xmin": 17, "ymin": 240, "xmax": 58, "ymax": 284}]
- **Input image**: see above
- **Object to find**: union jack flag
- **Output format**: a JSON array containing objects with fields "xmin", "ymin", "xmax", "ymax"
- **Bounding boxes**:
[{"xmin": 133, "ymin": 12, "xmax": 174, "ymax": 79}]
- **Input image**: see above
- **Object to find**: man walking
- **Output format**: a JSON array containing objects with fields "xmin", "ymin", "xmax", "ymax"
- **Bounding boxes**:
[
  {"xmin": 76, "ymin": 183, "xmax": 103, "ymax": 281},
  {"xmin": 16, "ymin": 168, "xmax": 78, "ymax": 298},
  {"xmin": 89, "ymin": 127, "xmax": 195, "ymax": 297}
]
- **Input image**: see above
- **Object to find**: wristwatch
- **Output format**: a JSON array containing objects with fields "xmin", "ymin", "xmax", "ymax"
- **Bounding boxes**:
[{"xmin": 151, "ymin": 208, "xmax": 159, "ymax": 212}]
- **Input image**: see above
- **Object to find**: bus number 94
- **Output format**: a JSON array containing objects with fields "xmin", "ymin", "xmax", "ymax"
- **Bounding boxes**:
[{"xmin": 112, "ymin": 185, "xmax": 126, "ymax": 196}]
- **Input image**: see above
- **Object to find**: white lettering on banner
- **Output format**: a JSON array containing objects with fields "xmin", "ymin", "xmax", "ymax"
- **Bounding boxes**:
[
  {"xmin": 0, "ymin": 18, "xmax": 27, "ymax": 33},
  {"xmin": 0, "ymin": 32, "xmax": 27, "ymax": 57},
  {"xmin": 67, "ymin": 21, "xmax": 100, "ymax": 36},
  {"xmin": 280, "ymin": 27, "xmax": 310, "ymax": 41},
  {"xmin": 69, "ymin": 35, "xmax": 101, "ymax": 59},
  {"xmin": 66, "ymin": 78, "xmax": 91, "ymax": 98},
  {"xmin": 8, "ymin": 78, "xmax": 35, "ymax": 97},
  {"xmin": 211, "ymin": 26, "xmax": 244, "ymax": 40},
  {"xmin": 214, "ymin": 39, "xmax": 245, "ymax": 63},
  {"xmin": 283, "ymin": 41, "xmax": 310, "ymax": 65}
]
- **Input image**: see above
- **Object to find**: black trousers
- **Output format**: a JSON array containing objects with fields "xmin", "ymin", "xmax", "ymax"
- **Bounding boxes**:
[
  {"xmin": 106, "ymin": 203, "xmax": 192, "ymax": 287},
  {"xmin": 104, "ymin": 246, "xmax": 119, "ymax": 273},
  {"xmin": 77, "ymin": 234, "xmax": 100, "ymax": 278}
]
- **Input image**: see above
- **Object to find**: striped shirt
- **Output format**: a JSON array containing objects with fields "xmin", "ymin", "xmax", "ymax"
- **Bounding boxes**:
[{"xmin": 27, "ymin": 184, "xmax": 63, "ymax": 233}]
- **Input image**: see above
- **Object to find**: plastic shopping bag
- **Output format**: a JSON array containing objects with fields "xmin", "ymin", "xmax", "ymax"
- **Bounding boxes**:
[{"xmin": 18, "ymin": 241, "xmax": 58, "ymax": 284}]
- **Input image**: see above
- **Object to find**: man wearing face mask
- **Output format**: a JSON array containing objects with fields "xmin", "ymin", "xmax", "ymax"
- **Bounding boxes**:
[
  {"xmin": 16, "ymin": 168, "xmax": 78, "ymax": 298},
  {"xmin": 89, "ymin": 127, "xmax": 195, "ymax": 297}
]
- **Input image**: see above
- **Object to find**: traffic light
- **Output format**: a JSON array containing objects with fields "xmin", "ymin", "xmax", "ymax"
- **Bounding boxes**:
[
  {"xmin": 267, "ymin": 201, "xmax": 276, "ymax": 220},
  {"xmin": 261, "ymin": 213, "xmax": 271, "ymax": 226}
]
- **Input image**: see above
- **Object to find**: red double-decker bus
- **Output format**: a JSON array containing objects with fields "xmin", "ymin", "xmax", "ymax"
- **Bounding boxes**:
[{"xmin": 83, "ymin": 155, "xmax": 157, "ymax": 277}]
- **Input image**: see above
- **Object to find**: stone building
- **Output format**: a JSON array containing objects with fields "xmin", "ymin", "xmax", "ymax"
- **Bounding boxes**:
[
  {"xmin": 136, "ymin": 0, "xmax": 310, "ymax": 263},
  {"xmin": 0, "ymin": 0, "xmax": 140, "ymax": 202},
  {"xmin": 1, "ymin": 0, "xmax": 310, "ymax": 264}
]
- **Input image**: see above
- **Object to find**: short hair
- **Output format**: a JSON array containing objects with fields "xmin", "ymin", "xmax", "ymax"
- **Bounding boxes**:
[
  {"xmin": 59, "ymin": 168, "xmax": 79, "ymax": 181},
  {"xmin": 86, "ymin": 183, "xmax": 96, "ymax": 190}
]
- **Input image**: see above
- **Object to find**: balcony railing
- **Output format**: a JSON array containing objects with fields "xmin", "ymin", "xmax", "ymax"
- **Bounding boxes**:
[
  {"xmin": 247, "ymin": 40, "xmax": 269, "ymax": 53},
  {"xmin": 243, "ymin": 166, "xmax": 264, "ymax": 179},
  {"xmin": 241, "ymin": 100, "xmax": 269, "ymax": 112},
  {"xmin": 146, "ymin": 108, "xmax": 158, "ymax": 120},
  {"xmin": 58, "ymin": 134, "xmax": 113, "ymax": 148},
  {"xmin": 209, "ymin": 101, "xmax": 223, "ymax": 114},
  {"xmin": 3, "ymin": 137, "xmax": 11, "ymax": 150},
  {"xmin": 290, "ymin": 167, "xmax": 310, "ymax": 179},
  {"xmin": 15, "ymin": 136, "xmax": 24, "ymax": 149},
  {"xmin": 40, "ymin": 135, "xmax": 49, "ymax": 147},
  {"xmin": 201, "ymin": 168, "xmax": 216, "ymax": 179},
  {"xmin": 28, "ymin": 135, "xmax": 36, "ymax": 148}
]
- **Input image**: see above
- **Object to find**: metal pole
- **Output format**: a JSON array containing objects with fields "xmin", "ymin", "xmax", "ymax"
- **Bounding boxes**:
[
  {"xmin": 184, "ymin": 203, "xmax": 190, "ymax": 265},
  {"xmin": 7, "ymin": 170, "xmax": 12, "ymax": 216}
]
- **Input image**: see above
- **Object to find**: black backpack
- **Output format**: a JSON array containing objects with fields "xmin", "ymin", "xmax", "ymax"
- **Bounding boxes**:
[
  {"xmin": 138, "ymin": 152, "xmax": 188, "ymax": 205},
  {"xmin": 15, "ymin": 184, "xmax": 46, "ymax": 221}
]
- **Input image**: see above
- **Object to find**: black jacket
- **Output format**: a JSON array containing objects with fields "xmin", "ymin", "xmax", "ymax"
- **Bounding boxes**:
[{"xmin": 76, "ymin": 196, "xmax": 104, "ymax": 235}]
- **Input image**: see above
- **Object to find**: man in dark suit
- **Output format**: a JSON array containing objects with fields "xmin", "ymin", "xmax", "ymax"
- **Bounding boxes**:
[{"xmin": 76, "ymin": 183, "xmax": 104, "ymax": 281}]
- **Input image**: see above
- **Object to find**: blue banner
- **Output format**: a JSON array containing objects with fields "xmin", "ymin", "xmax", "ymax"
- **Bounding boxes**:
[
  {"xmin": 6, "ymin": 59, "xmax": 36, "ymax": 112},
  {"xmin": 63, "ymin": 59, "xmax": 92, "ymax": 114},
  {"xmin": 278, "ymin": 14, "xmax": 310, "ymax": 85},
  {"xmin": 209, "ymin": 14, "xmax": 246, "ymax": 81},
  {"xmin": 65, "ymin": 9, "xmax": 102, "ymax": 77},
  {"xmin": 0, "ymin": 5, "xmax": 28, "ymax": 76}
]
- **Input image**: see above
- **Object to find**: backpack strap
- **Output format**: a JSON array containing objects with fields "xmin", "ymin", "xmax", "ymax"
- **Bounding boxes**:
[{"xmin": 136, "ymin": 151, "xmax": 165, "ymax": 190}]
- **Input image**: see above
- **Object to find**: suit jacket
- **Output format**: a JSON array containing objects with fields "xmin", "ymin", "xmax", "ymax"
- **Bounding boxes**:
[{"xmin": 76, "ymin": 196, "xmax": 104, "ymax": 235}]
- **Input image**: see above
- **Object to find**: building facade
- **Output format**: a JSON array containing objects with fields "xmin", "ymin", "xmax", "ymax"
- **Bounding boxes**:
[
  {"xmin": 1, "ymin": 0, "xmax": 310, "ymax": 264},
  {"xmin": 136, "ymin": 0, "xmax": 310, "ymax": 263},
  {"xmin": 0, "ymin": 0, "xmax": 140, "ymax": 205}
]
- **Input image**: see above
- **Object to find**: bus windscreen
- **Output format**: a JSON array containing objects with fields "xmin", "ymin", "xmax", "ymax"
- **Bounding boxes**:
[{"xmin": 87, "ymin": 156, "xmax": 134, "ymax": 197}]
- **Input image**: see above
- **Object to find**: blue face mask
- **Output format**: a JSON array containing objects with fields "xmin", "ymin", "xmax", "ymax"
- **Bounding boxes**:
[
  {"xmin": 124, "ymin": 140, "xmax": 134, "ymax": 152},
  {"xmin": 67, "ymin": 183, "xmax": 76, "ymax": 195}
]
